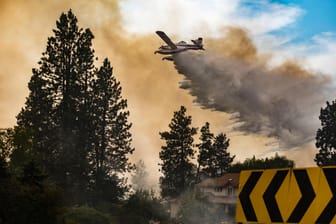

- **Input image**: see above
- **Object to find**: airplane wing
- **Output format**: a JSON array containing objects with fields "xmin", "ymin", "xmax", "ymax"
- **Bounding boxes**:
[{"xmin": 156, "ymin": 31, "xmax": 177, "ymax": 49}]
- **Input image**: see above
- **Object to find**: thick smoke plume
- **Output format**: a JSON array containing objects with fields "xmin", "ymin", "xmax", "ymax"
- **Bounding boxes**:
[{"xmin": 173, "ymin": 28, "xmax": 330, "ymax": 148}]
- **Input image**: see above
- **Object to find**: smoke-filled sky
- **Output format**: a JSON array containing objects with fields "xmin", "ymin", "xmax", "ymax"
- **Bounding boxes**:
[{"xmin": 1, "ymin": 0, "xmax": 336, "ymax": 184}]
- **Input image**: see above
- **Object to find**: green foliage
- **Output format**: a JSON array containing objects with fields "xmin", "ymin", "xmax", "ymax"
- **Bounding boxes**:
[
  {"xmin": 90, "ymin": 174, "xmax": 129, "ymax": 204},
  {"xmin": 228, "ymin": 153, "xmax": 295, "ymax": 172},
  {"xmin": 16, "ymin": 9, "xmax": 96, "ymax": 203},
  {"xmin": 58, "ymin": 191, "xmax": 170, "ymax": 224},
  {"xmin": 197, "ymin": 122, "xmax": 234, "ymax": 178},
  {"xmin": 0, "ymin": 159, "xmax": 63, "ymax": 224},
  {"xmin": 9, "ymin": 127, "xmax": 34, "ymax": 173},
  {"xmin": 120, "ymin": 189, "xmax": 170, "ymax": 224},
  {"xmin": 90, "ymin": 58, "xmax": 134, "ymax": 203},
  {"xmin": 159, "ymin": 106, "xmax": 197, "ymax": 197},
  {"xmin": 212, "ymin": 133, "xmax": 235, "ymax": 176},
  {"xmin": 18, "ymin": 160, "xmax": 47, "ymax": 187},
  {"xmin": 196, "ymin": 122, "xmax": 214, "ymax": 178},
  {"xmin": 59, "ymin": 207, "xmax": 112, "ymax": 224},
  {"xmin": 15, "ymin": 10, "xmax": 134, "ymax": 205},
  {"xmin": 315, "ymin": 100, "xmax": 336, "ymax": 166}
]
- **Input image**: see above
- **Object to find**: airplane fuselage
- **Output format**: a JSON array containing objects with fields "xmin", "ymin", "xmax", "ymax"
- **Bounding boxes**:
[{"xmin": 155, "ymin": 45, "xmax": 203, "ymax": 55}]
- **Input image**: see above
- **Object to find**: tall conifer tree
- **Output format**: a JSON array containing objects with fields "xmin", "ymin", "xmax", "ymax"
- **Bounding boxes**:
[
  {"xmin": 196, "ymin": 122, "xmax": 214, "ymax": 180},
  {"xmin": 90, "ymin": 59, "xmax": 134, "ymax": 201},
  {"xmin": 17, "ymin": 10, "xmax": 95, "ymax": 203},
  {"xmin": 15, "ymin": 9, "xmax": 134, "ymax": 204},
  {"xmin": 197, "ymin": 123, "xmax": 234, "ymax": 177},
  {"xmin": 159, "ymin": 106, "xmax": 197, "ymax": 197},
  {"xmin": 212, "ymin": 133, "xmax": 234, "ymax": 176}
]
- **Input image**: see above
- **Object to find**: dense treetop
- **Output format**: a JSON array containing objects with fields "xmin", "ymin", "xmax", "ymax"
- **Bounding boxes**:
[{"xmin": 315, "ymin": 100, "xmax": 336, "ymax": 166}]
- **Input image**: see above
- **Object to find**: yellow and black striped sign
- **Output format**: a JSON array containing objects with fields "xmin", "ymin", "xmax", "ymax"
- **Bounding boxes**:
[{"xmin": 236, "ymin": 167, "xmax": 336, "ymax": 223}]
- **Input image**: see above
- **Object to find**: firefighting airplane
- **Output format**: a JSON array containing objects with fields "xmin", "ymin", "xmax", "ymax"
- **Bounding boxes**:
[{"xmin": 154, "ymin": 31, "xmax": 204, "ymax": 60}]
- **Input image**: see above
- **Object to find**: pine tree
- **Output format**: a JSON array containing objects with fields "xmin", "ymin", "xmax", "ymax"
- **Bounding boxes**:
[
  {"xmin": 15, "ymin": 68, "xmax": 54, "ymax": 166},
  {"xmin": 159, "ymin": 106, "xmax": 197, "ymax": 198},
  {"xmin": 0, "ymin": 160, "xmax": 63, "ymax": 224},
  {"xmin": 90, "ymin": 58, "xmax": 134, "ymax": 201},
  {"xmin": 315, "ymin": 100, "xmax": 336, "ymax": 166},
  {"xmin": 196, "ymin": 122, "xmax": 214, "ymax": 180},
  {"xmin": 213, "ymin": 133, "xmax": 234, "ymax": 176},
  {"xmin": 197, "ymin": 123, "xmax": 234, "ymax": 177},
  {"xmin": 50, "ymin": 10, "xmax": 95, "ymax": 197},
  {"xmin": 15, "ymin": 9, "xmax": 135, "ymax": 205},
  {"xmin": 16, "ymin": 10, "xmax": 96, "ymax": 203},
  {"xmin": 19, "ymin": 160, "xmax": 47, "ymax": 188}
]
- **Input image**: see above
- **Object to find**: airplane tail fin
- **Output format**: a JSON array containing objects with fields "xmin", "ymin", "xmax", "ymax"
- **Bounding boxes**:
[{"xmin": 192, "ymin": 37, "xmax": 204, "ymax": 49}]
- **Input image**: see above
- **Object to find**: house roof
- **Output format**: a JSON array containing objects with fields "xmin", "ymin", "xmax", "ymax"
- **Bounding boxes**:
[{"xmin": 195, "ymin": 173, "xmax": 240, "ymax": 188}]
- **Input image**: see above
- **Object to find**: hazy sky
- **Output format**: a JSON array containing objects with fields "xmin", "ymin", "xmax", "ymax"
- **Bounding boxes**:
[{"xmin": 1, "ymin": 0, "xmax": 336, "ymax": 184}]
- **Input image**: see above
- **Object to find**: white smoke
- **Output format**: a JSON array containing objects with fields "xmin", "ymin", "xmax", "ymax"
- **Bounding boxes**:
[{"xmin": 172, "ymin": 50, "xmax": 330, "ymax": 149}]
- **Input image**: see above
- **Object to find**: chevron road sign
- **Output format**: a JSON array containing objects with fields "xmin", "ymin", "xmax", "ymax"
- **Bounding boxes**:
[{"xmin": 236, "ymin": 167, "xmax": 336, "ymax": 223}]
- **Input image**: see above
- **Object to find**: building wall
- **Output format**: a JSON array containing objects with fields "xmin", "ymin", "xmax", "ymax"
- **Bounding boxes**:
[{"xmin": 200, "ymin": 186, "xmax": 238, "ymax": 197}]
